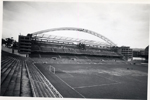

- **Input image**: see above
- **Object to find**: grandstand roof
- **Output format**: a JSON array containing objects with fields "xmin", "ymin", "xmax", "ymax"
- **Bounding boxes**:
[
  {"xmin": 31, "ymin": 27, "xmax": 117, "ymax": 47},
  {"xmin": 32, "ymin": 34, "xmax": 112, "ymax": 47}
]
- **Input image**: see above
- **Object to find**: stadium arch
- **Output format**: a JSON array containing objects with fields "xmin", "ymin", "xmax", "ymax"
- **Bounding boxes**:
[{"xmin": 31, "ymin": 27, "xmax": 117, "ymax": 46}]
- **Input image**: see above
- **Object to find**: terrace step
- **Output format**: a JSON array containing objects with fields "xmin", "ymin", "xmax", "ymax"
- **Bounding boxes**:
[
  {"xmin": 26, "ymin": 61, "xmax": 62, "ymax": 98},
  {"xmin": 1, "ymin": 57, "xmax": 12, "ymax": 66},
  {"xmin": 1, "ymin": 59, "xmax": 18, "ymax": 84},
  {"xmin": 4, "ymin": 60, "xmax": 20, "ymax": 96},
  {"xmin": 20, "ymin": 61, "xmax": 33, "ymax": 97},
  {"xmin": 1, "ymin": 59, "xmax": 19, "ymax": 95},
  {"xmin": 1, "ymin": 57, "xmax": 16, "ymax": 70},
  {"xmin": 1, "ymin": 54, "xmax": 34, "ymax": 97},
  {"xmin": 13, "ymin": 61, "xmax": 22, "ymax": 96}
]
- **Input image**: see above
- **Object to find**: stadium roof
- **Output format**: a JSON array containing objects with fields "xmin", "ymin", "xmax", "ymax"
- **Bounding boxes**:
[
  {"xmin": 32, "ymin": 34, "xmax": 112, "ymax": 47},
  {"xmin": 31, "ymin": 27, "xmax": 117, "ymax": 47}
]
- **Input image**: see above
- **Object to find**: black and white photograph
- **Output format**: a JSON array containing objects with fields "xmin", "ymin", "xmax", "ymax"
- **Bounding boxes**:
[{"xmin": 1, "ymin": 0, "xmax": 149, "ymax": 99}]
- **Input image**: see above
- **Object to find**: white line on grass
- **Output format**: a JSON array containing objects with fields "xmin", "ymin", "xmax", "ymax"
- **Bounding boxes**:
[
  {"xmin": 54, "ymin": 74, "xmax": 86, "ymax": 98},
  {"xmin": 74, "ymin": 82, "xmax": 122, "ymax": 89},
  {"xmin": 63, "ymin": 71, "xmax": 74, "ymax": 77},
  {"xmin": 125, "ymin": 76, "xmax": 146, "ymax": 83},
  {"xmin": 57, "ymin": 68, "xmax": 74, "ymax": 77},
  {"xmin": 96, "ymin": 73, "xmax": 120, "ymax": 83},
  {"xmin": 32, "ymin": 63, "xmax": 63, "ymax": 98}
]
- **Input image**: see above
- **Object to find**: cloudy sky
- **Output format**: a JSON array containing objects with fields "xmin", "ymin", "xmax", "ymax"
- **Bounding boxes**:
[{"xmin": 2, "ymin": 1, "xmax": 149, "ymax": 48}]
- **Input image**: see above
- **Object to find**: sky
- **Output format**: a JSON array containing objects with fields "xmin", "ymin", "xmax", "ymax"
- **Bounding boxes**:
[{"xmin": 2, "ymin": 1, "xmax": 149, "ymax": 48}]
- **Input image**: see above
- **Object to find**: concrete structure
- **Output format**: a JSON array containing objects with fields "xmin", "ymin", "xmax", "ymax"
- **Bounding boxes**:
[
  {"xmin": 132, "ymin": 48, "xmax": 145, "ymax": 57},
  {"xmin": 18, "ymin": 35, "xmax": 31, "ymax": 54},
  {"xmin": 117, "ymin": 46, "xmax": 133, "ymax": 61},
  {"xmin": 145, "ymin": 46, "xmax": 149, "ymax": 61},
  {"xmin": 31, "ymin": 27, "xmax": 117, "ymax": 46}
]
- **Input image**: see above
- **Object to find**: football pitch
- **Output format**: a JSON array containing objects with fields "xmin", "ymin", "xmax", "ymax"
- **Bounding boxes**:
[{"xmin": 35, "ymin": 63, "xmax": 148, "ymax": 99}]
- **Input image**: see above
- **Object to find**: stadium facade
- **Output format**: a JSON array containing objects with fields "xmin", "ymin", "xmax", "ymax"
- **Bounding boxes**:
[{"xmin": 18, "ymin": 27, "xmax": 134, "ymax": 61}]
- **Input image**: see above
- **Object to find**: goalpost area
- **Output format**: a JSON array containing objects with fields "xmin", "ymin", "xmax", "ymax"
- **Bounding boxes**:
[{"xmin": 35, "ymin": 63, "xmax": 148, "ymax": 99}]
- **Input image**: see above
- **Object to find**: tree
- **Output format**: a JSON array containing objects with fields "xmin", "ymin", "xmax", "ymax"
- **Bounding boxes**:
[
  {"xmin": 5, "ymin": 37, "xmax": 14, "ymax": 47},
  {"xmin": 12, "ymin": 41, "xmax": 18, "ymax": 49},
  {"xmin": 2, "ymin": 38, "xmax": 6, "ymax": 45}
]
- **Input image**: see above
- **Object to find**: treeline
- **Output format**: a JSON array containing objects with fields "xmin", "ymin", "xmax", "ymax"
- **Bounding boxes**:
[{"xmin": 2, "ymin": 37, "xmax": 18, "ymax": 49}]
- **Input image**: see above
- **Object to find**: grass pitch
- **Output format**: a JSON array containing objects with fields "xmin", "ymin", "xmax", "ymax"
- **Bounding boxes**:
[{"xmin": 35, "ymin": 63, "xmax": 148, "ymax": 99}]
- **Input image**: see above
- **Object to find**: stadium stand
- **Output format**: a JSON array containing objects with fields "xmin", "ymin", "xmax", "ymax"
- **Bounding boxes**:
[
  {"xmin": 26, "ymin": 60, "xmax": 62, "ymax": 97},
  {"xmin": 1, "ymin": 51, "xmax": 62, "ymax": 97},
  {"xmin": 1, "ymin": 51, "xmax": 32, "ymax": 96},
  {"xmin": 29, "ymin": 40, "xmax": 123, "ymax": 64},
  {"xmin": 30, "ymin": 42, "xmax": 122, "ymax": 58}
]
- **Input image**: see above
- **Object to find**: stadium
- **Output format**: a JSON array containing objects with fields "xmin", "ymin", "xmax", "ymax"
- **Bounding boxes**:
[{"xmin": 1, "ymin": 27, "xmax": 148, "ymax": 99}]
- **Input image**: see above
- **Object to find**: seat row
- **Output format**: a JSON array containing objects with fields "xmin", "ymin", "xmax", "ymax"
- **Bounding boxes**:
[
  {"xmin": 1, "ymin": 56, "xmax": 32, "ymax": 96},
  {"xmin": 1, "ymin": 51, "xmax": 62, "ymax": 97},
  {"xmin": 26, "ymin": 60, "xmax": 63, "ymax": 97}
]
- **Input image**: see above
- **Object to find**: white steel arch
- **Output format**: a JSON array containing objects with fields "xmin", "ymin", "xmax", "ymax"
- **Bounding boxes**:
[{"xmin": 31, "ymin": 27, "xmax": 116, "ymax": 46}]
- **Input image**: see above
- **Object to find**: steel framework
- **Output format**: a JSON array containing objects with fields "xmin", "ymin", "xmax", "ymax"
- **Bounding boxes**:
[{"xmin": 31, "ymin": 27, "xmax": 116, "ymax": 46}]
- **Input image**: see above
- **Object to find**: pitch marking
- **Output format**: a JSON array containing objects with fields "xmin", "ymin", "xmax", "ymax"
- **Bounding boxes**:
[
  {"xmin": 96, "ymin": 72, "xmax": 120, "ymax": 83},
  {"xmin": 74, "ymin": 82, "xmax": 122, "ymax": 89},
  {"xmin": 125, "ymin": 76, "xmax": 146, "ymax": 83},
  {"xmin": 54, "ymin": 74, "xmax": 85, "ymax": 98},
  {"xmin": 57, "ymin": 68, "xmax": 74, "ymax": 77}
]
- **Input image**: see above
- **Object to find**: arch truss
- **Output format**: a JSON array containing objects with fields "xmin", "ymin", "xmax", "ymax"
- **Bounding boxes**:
[{"xmin": 31, "ymin": 27, "xmax": 116, "ymax": 46}]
